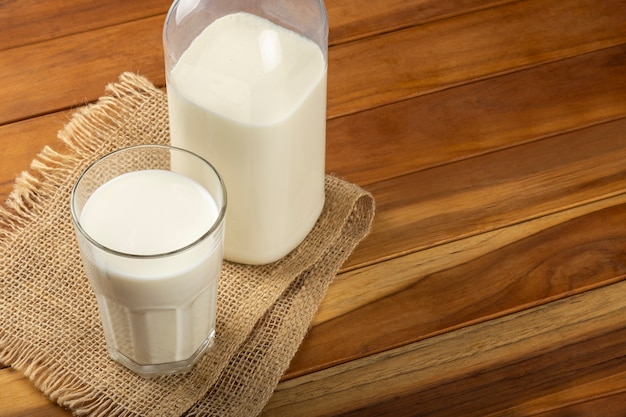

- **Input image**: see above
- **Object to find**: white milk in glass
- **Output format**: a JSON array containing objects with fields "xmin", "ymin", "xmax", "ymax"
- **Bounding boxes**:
[
  {"xmin": 167, "ymin": 12, "xmax": 327, "ymax": 265},
  {"xmin": 78, "ymin": 170, "xmax": 222, "ymax": 368}
]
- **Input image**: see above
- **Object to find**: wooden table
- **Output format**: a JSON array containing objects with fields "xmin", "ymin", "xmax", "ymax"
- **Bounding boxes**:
[{"xmin": 2, "ymin": 0, "xmax": 626, "ymax": 415}]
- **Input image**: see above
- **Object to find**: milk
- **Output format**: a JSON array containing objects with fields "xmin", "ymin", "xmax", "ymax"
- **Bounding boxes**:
[
  {"xmin": 78, "ymin": 169, "xmax": 223, "ymax": 369},
  {"xmin": 167, "ymin": 12, "xmax": 327, "ymax": 264}
]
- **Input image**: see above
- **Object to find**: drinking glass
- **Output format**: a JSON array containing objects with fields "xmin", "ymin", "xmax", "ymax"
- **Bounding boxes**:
[{"xmin": 70, "ymin": 144, "xmax": 226, "ymax": 377}]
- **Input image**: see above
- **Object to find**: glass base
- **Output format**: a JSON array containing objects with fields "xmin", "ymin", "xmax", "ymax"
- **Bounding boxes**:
[{"xmin": 107, "ymin": 331, "xmax": 215, "ymax": 378}]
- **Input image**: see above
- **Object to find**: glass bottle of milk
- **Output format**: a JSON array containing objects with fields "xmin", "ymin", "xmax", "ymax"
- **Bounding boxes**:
[{"xmin": 164, "ymin": 0, "xmax": 328, "ymax": 265}]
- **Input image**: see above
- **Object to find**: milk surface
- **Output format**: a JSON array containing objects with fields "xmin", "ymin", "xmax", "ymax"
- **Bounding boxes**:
[
  {"xmin": 167, "ymin": 12, "xmax": 327, "ymax": 264},
  {"xmin": 79, "ymin": 170, "xmax": 222, "ymax": 366}
]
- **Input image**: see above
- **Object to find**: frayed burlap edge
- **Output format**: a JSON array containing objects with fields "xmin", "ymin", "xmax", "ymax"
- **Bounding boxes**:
[
  {"xmin": 0, "ymin": 73, "xmax": 176, "ymax": 417},
  {"xmin": 0, "ymin": 72, "xmax": 375, "ymax": 417},
  {"xmin": 1, "ymin": 73, "xmax": 164, "ymax": 236}
]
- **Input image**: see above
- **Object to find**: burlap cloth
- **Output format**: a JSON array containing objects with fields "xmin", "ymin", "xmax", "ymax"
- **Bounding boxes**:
[{"xmin": 0, "ymin": 73, "xmax": 374, "ymax": 416}]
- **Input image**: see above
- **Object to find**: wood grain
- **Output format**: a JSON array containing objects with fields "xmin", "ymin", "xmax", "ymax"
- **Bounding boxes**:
[
  {"xmin": 0, "ymin": 368, "xmax": 68, "ymax": 417},
  {"xmin": 327, "ymin": 44, "xmax": 626, "ymax": 185},
  {"xmin": 286, "ymin": 195, "xmax": 626, "ymax": 378},
  {"xmin": 313, "ymin": 191, "xmax": 626, "ymax": 328},
  {"xmin": 0, "ymin": 15, "xmax": 166, "ymax": 125},
  {"xmin": 264, "ymin": 279, "xmax": 626, "ymax": 416},
  {"xmin": 324, "ymin": 0, "xmax": 518, "ymax": 44},
  {"xmin": 0, "ymin": 113, "xmax": 72, "ymax": 203},
  {"xmin": 345, "ymin": 118, "xmax": 626, "ymax": 270},
  {"xmin": 484, "ymin": 371, "xmax": 626, "ymax": 416},
  {"xmin": 327, "ymin": 0, "xmax": 626, "ymax": 118},
  {"xmin": 0, "ymin": 0, "xmax": 172, "ymax": 51}
]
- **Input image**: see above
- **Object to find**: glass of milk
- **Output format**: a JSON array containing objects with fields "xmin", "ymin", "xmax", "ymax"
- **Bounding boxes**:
[
  {"xmin": 70, "ymin": 145, "xmax": 227, "ymax": 377},
  {"xmin": 163, "ymin": 0, "xmax": 328, "ymax": 265}
]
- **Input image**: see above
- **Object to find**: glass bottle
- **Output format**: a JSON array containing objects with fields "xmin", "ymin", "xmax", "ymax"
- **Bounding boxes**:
[{"xmin": 164, "ymin": 0, "xmax": 328, "ymax": 265}]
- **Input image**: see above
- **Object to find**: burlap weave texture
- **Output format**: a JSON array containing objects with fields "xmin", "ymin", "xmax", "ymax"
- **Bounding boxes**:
[{"xmin": 0, "ymin": 73, "xmax": 374, "ymax": 416}]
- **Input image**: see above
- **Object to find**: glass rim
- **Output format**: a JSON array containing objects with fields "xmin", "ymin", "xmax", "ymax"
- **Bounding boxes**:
[{"xmin": 70, "ymin": 144, "xmax": 227, "ymax": 259}]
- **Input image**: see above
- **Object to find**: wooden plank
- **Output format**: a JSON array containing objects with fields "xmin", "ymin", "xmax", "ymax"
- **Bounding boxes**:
[
  {"xmin": 0, "ymin": 15, "xmax": 166, "ymax": 125},
  {"xmin": 485, "ymin": 371, "xmax": 626, "ymax": 416},
  {"xmin": 313, "ymin": 191, "xmax": 626, "ymax": 328},
  {"xmin": 316, "ymin": 328, "xmax": 626, "ymax": 416},
  {"xmin": 0, "ymin": 368, "xmax": 68, "ymax": 416},
  {"xmin": 0, "ymin": 0, "xmax": 172, "ymax": 50},
  {"xmin": 263, "ymin": 279, "xmax": 626, "ymax": 416},
  {"xmin": 327, "ymin": 44, "xmax": 626, "ymax": 185},
  {"xmin": 2, "ymin": 0, "xmax": 625, "ymax": 125},
  {"xmin": 0, "ymin": 114, "xmax": 71, "ymax": 203},
  {"xmin": 328, "ymin": 0, "xmax": 626, "ymax": 118},
  {"xmin": 531, "ymin": 393, "xmax": 626, "ymax": 417},
  {"xmin": 285, "ymin": 194, "xmax": 626, "ymax": 378},
  {"xmin": 346, "ymin": 118, "xmax": 626, "ymax": 270},
  {"xmin": 325, "ymin": 0, "xmax": 518, "ymax": 44}
]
